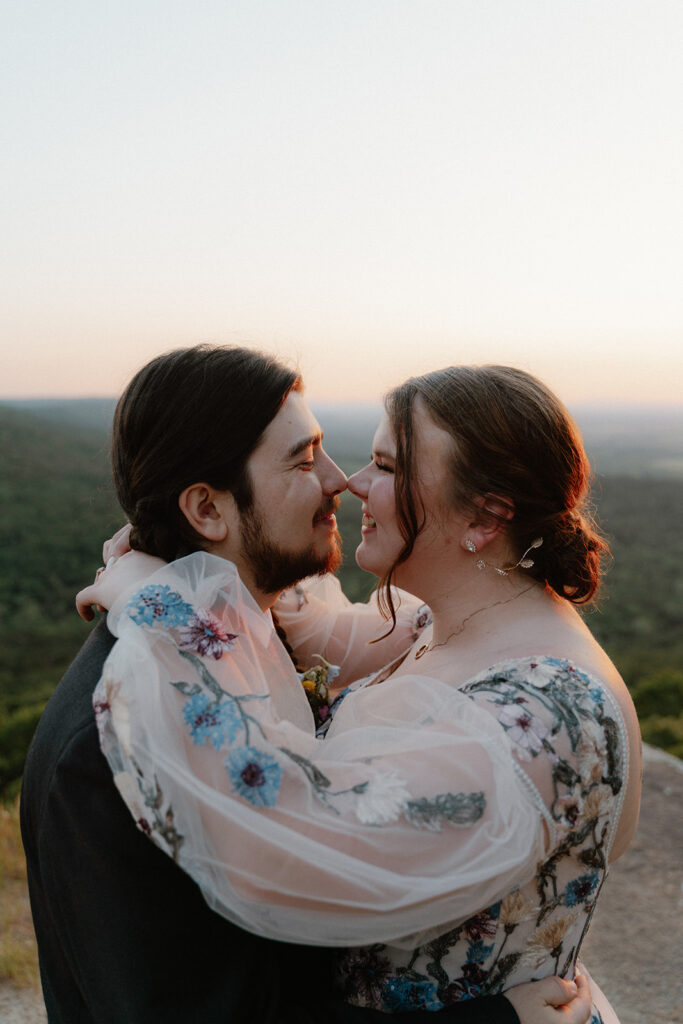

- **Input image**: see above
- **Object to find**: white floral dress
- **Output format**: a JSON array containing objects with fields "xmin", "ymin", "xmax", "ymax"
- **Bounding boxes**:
[
  {"xmin": 328, "ymin": 659, "xmax": 624, "ymax": 1024},
  {"xmin": 94, "ymin": 553, "xmax": 626, "ymax": 1024}
]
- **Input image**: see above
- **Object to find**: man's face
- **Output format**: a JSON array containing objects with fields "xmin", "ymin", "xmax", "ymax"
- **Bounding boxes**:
[{"xmin": 231, "ymin": 391, "xmax": 347, "ymax": 597}]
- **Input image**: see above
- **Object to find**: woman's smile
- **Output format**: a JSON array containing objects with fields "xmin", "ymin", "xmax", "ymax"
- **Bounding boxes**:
[{"xmin": 361, "ymin": 511, "xmax": 376, "ymax": 533}]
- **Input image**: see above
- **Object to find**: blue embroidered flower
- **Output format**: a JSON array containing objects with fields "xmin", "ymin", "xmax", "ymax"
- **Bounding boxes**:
[
  {"xmin": 225, "ymin": 745, "xmax": 282, "ymax": 807},
  {"xmin": 182, "ymin": 693, "xmax": 241, "ymax": 750},
  {"xmin": 565, "ymin": 871, "xmax": 600, "ymax": 907},
  {"xmin": 588, "ymin": 686, "xmax": 604, "ymax": 705},
  {"xmin": 465, "ymin": 939, "xmax": 495, "ymax": 965},
  {"xmin": 126, "ymin": 585, "xmax": 194, "ymax": 627},
  {"xmin": 544, "ymin": 656, "xmax": 593, "ymax": 687},
  {"xmin": 545, "ymin": 656, "xmax": 569, "ymax": 669},
  {"xmin": 382, "ymin": 976, "xmax": 441, "ymax": 1013}
]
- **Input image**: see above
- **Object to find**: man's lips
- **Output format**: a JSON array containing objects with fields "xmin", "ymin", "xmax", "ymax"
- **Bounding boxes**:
[{"xmin": 314, "ymin": 499, "xmax": 340, "ymax": 526}]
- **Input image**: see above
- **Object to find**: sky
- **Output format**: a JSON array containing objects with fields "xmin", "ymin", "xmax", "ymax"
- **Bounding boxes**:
[{"xmin": 1, "ymin": 0, "xmax": 682, "ymax": 405}]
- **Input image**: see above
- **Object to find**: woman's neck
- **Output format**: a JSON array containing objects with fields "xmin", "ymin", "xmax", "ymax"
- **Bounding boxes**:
[{"xmin": 415, "ymin": 567, "xmax": 546, "ymax": 647}]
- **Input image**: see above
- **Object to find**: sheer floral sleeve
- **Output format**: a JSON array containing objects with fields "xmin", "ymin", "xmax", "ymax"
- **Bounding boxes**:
[
  {"xmin": 274, "ymin": 573, "xmax": 432, "ymax": 684},
  {"xmin": 94, "ymin": 553, "xmax": 545, "ymax": 947}
]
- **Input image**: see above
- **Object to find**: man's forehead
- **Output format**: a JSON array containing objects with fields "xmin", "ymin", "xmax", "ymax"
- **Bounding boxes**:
[{"xmin": 259, "ymin": 392, "xmax": 322, "ymax": 456}]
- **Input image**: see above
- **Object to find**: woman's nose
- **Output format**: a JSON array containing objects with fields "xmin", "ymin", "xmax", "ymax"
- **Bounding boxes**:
[{"xmin": 347, "ymin": 464, "xmax": 370, "ymax": 500}]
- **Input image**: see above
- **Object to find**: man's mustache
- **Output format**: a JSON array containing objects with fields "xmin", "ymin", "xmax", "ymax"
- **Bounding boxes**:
[{"xmin": 314, "ymin": 497, "xmax": 341, "ymax": 523}]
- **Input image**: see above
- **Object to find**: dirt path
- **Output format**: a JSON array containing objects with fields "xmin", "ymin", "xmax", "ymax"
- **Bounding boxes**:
[
  {"xmin": 0, "ymin": 984, "xmax": 46, "ymax": 1024},
  {"xmin": 582, "ymin": 744, "xmax": 683, "ymax": 1024},
  {"xmin": 2, "ymin": 744, "xmax": 681, "ymax": 1023}
]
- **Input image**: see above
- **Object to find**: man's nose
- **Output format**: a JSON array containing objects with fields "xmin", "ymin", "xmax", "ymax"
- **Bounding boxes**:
[{"xmin": 321, "ymin": 453, "xmax": 347, "ymax": 495}]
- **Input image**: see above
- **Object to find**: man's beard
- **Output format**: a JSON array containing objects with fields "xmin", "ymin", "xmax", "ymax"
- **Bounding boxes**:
[{"xmin": 238, "ymin": 498, "xmax": 343, "ymax": 594}]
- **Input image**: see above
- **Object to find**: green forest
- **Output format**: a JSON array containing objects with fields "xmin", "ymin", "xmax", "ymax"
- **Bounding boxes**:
[{"xmin": 1, "ymin": 399, "xmax": 682, "ymax": 800}]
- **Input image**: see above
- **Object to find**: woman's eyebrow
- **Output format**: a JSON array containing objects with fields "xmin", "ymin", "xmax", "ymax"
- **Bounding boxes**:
[
  {"xmin": 372, "ymin": 448, "xmax": 395, "ymax": 461},
  {"xmin": 285, "ymin": 432, "xmax": 323, "ymax": 460}
]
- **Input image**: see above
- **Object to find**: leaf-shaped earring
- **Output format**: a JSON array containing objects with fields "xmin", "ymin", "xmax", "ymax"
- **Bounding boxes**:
[{"xmin": 473, "ymin": 538, "xmax": 543, "ymax": 576}]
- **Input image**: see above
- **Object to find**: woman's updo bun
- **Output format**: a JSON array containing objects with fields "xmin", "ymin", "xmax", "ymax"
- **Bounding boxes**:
[
  {"xmin": 523, "ymin": 509, "xmax": 608, "ymax": 604},
  {"xmin": 384, "ymin": 364, "xmax": 609, "ymax": 606}
]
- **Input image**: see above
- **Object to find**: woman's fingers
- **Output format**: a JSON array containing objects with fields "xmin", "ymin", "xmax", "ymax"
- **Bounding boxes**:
[
  {"xmin": 103, "ymin": 523, "xmax": 132, "ymax": 563},
  {"xmin": 76, "ymin": 582, "xmax": 100, "ymax": 621},
  {"xmin": 564, "ymin": 975, "xmax": 592, "ymax": 1024},
  {"xmin": 505, "ymin": 974, "xmax": 592, "ymax": 1024},
  {"xmin": 76, "ymin": 553, "xmax": 121, "ymax": 621},
  {"xmin": 76, "ymin": 549, "xmax": 166, "ymax": 620},
  {"xmin": 538, "ymin": 975, "xmax": 580, "ymax": 1007}
]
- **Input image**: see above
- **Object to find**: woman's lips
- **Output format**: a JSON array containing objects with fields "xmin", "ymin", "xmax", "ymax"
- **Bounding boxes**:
[{"xmin": 361, "ymin": 512, "xmax": 376, "ymax": 534}]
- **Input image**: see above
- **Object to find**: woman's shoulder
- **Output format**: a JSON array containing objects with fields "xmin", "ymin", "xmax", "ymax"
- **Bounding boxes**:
[
  {"xmin": 459, "ymin": 654, "xmax": 638, "ymax": 857},
  {"xmin": 458, "ymin": 654, "xmax": 620, "ymax": 761}
]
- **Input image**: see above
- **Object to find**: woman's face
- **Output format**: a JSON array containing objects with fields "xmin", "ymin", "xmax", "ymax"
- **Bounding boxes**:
[{"xmin": 347, "ymin": 400, "xmax": 463, "ymax": 583}]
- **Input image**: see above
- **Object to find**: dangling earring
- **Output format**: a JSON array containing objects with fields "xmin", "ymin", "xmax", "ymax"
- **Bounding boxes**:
[
  {"xmin": 472, "ymin": 538, "xmax": 543, "ymax": 576},
  {"xmin": 464, "ymin": 539, "xmax": 477, "ymax": 553}
]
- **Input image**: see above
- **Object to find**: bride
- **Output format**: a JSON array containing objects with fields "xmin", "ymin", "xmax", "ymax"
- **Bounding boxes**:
[{"xmin": 82, "ymin": 363, "xmax": 640, "ymax": 1022}]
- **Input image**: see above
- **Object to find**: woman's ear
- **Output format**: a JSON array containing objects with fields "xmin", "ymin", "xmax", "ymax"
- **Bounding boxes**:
[
  {"xmin": 178, "ymin": 483, "xmax": 232, "ymax": 543},
  {"xmin": 461, "ymin": 494, "xmax": 515, "ymax": 553}
]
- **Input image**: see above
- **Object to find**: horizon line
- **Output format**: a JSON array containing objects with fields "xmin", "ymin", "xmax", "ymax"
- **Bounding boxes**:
[{"xmin": 2, "ymin": 394, "xmax": 683, "ymax": 413}]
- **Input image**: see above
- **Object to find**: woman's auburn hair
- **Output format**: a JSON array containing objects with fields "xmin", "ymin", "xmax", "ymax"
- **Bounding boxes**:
[{"xmin": 377, "ymin": 364, "xmax": 609, "ymax": 626}]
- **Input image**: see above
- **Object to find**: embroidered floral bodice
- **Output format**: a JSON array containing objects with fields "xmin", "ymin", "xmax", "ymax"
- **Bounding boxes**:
[
  {"xmin": 329, "ymin": 657, "xmax": 624, "ymax": 1017},
  {"xmin": 94, "ymin": 554, "xmax": 626, "ymax": 1023}
]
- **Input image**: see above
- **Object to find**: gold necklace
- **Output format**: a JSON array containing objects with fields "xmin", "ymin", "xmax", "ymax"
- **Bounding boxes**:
[{"xmin": 414, "ymin": 583, "xmax": 536, "ymax": 660}]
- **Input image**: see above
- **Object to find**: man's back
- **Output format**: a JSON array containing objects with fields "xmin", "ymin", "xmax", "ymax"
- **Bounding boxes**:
[{"xmin": 20, "ymin": 620, "xmax": 297, "ymax": 1023}]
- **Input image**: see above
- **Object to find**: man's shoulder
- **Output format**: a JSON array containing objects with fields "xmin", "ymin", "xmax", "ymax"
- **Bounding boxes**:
[{"xmin": 23, "ymin": 619, "xmax": 116, "ymax": 783}]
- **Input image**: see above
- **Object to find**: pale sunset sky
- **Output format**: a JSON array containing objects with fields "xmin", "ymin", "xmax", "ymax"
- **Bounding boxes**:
[{"xmin": 2, "ymin": 0, "xmax": 682, "ymax": 405}]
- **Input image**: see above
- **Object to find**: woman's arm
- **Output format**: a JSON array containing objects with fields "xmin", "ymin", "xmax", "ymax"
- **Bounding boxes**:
[
  {"xmin": 275, "ymin": 574, "xmax": 431, "ymax": 684},
  {"xmin": 95, "ymin": 551, "xmax": 547, "ymax": 948},
  {"xmin": 76, "ymin": 549, "xmax": 165, "ymax": 621}
]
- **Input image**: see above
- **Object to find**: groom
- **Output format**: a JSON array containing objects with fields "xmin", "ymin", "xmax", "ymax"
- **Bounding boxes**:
[{"xmin": 21, "ymin": 346, "xmax": 587, "ymax": 1024}]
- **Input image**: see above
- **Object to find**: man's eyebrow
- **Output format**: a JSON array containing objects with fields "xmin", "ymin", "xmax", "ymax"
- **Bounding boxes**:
[{"xmin": 285, "ymin": 432, "xmax": 323, "ymax": 460}]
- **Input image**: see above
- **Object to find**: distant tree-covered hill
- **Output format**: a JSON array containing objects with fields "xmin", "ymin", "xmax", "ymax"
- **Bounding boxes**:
[{"xmin": 0, "ymin": 399, "xmax": 681, "ymax": 797}]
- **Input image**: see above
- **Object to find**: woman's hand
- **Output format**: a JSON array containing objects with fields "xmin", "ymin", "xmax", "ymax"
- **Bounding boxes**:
[
  {"xmin": 103, "ymin": 522, "xmax": 133, "ymax": 563},
  {"xmin": 506, "ymin": 974, "xmax": 592, "ymax": 1024},
  {"xmin": 76, "ymin": 550, "xmax": 165, "ymax": 620}
]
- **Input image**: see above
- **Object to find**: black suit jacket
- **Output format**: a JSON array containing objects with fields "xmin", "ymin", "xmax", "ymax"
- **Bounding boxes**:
[{"xmin": 21, "ymin": 620, "xmax": 519, "ymax": 1024}]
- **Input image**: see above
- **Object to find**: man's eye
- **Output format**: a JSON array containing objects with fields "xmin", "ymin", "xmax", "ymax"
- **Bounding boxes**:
[{"xmin": 299, "ymin": 459, "xmax": 315, "ymax": 471}]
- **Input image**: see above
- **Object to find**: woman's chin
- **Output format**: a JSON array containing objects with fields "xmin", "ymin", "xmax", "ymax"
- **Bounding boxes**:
[{"xmin": 354, "ymin": 541, "xmax": 387, "ymax": 579}]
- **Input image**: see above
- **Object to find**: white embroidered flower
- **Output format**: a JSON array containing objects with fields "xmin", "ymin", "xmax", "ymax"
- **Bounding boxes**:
[
  {"xmin": 100, "ymin": 676, "xmax": 133, "ymax": 757},
  {"xmin": 355, "ymin": 772, "xmax": 411, "ymax": 825},
  {"xmin": 524, "ymin": 661, "xmax": 558, "ymax": 688},
  {"xmin": 582, "ymin": 784, "xmax": 613, "ymax": 822},
  {"xmin": 113, "ymin": 771, "xmax": 146, "ymax": 821},
  {"xmin": 577, "ymin": 719, "xmax": 607, "ymax": 785},
  {"xmin": 498, "ymin": 705, "xmax": 549, "ymax": 761},
  {"xmin": 555, "ymin": 793, "xmax": 584, "ymax": 832}
]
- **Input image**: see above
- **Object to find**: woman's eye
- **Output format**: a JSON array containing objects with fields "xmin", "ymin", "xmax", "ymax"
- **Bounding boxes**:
[{"xmin": 374, "ymin": 460, "xmax": 394, "ymax": 474}]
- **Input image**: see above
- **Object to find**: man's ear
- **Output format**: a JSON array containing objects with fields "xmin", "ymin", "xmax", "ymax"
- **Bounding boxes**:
[
  {"xmin": 178, "ymin": 483, "xmax": 232, "ymax": 543},
  {"xmin": 461, "ymin": 493, "xmax": 515, "ymax": 552}
]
